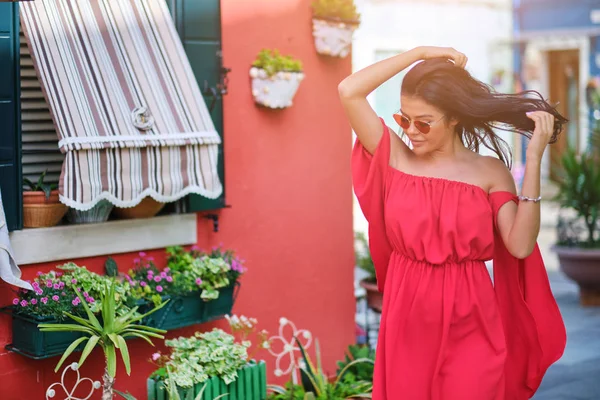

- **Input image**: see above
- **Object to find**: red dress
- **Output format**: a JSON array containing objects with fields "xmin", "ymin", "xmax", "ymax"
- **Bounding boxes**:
[{"xmin": 352, "ymin": 119, "xmax": 566, "ymax": 400}]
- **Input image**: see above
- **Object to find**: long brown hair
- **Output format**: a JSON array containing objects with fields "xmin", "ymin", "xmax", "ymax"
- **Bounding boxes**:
[{"xmin": 401, "ymin": 58, "xmax": 568, "ymax": 168}]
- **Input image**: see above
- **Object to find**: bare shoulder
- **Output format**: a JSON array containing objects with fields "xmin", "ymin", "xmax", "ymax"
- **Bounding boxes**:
[{"xmin": 477, "ymin": 155, "xmax": 517, "ymax": 194}]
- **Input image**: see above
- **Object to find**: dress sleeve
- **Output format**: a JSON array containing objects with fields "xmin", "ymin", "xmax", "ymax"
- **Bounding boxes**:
[
  {"xmin": 489, "ymin": 191, "xmax": 566, "ymax": 399},
  {"xmin": 352, "ymin": 118, "xmax": 393, "ymax": 293}
]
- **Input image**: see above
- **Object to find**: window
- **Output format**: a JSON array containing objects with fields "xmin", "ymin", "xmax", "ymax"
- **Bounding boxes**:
[{"xmin": 0, "ymin": 1, "xmax": 225, "ymax": 233}]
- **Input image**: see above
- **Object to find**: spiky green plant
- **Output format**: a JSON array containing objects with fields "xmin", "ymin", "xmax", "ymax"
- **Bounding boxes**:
[
  {"xmin": 23, "ymin": 169, "xmax": 57, "ymax": 199},
  {"xmin": 39, "ymin": 283, "xmax": 168, "ymax": 400}
]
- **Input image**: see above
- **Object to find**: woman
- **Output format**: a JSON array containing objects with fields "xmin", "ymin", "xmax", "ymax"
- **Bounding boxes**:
[{"xmin": 340, "ymin": 46, "xmax": 567, "ymax": 399}]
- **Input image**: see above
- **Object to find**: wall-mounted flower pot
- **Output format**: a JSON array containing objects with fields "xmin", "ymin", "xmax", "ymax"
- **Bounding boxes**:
[
  {"xmin": 147, "ymin": 360, "xmax": 267, "ymax": 400},
  {"xmin": 250, "ymin": 67, "xmax": 304, "ymax": 109},
  {"xmin": 312, "ymin": 17, "xmax": 359, "ymax": 58},
  {"xmin": 5, "ymin": 312, "xmax": 84, "ymax": 359},
  {"xmin": 23, "ymin": 190, "xmax": 67, "ymax": 228},
  {"xmin": 66, "ymin": 199, "xmax": 114, "ymax": 224},
  {"xmin": 139, "ymin": 283, "xmax": 239, "ymax": 331},
  {"xmin": 113, "ymin": 197, "xmax": 165, "ymax": 219}
]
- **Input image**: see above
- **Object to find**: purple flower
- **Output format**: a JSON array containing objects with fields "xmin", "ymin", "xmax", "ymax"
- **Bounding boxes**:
[
  {"xmin": 46, "ymin": 281, "xmax": 53, "ymax": 288},
  {"xmin": 30, "ymin": 298, "xmax": 37, "ymax": 305},
  {"xmin": 41, "ymin": 297, "xmax": 48, "ymax": 304},
  {"xmin": 35, "ymin": 289, "xmax": 43, "ymax": 296},
  {"xmin": 56, "ymin": 272, "xmax": 63, "ymax": 277},
  {"xmin": 12, "ymin": 298, "xmax": 19, "ymax": 305},
  {"xmin": 20, "ymin": 300, "xmax": 28, "ymax": 307},
  {"xmin": 87, "ymin": 297, "xmax": 95, "ymax": 303},
  {"xmin": 133, "ymin": 258, "xmax": 141, "ymax": 264},
  {"xmin": 195, "ymin": 278, "xmax": 202, "ymax": 285},
  {"xmin": 36, "ymin": 271, "xmax": 43, "ymax": 276},
  {"xmin": 140, "ymin": 281, "xmax": 147, "ymax": 287},
  {"xmin": 147, "ymin": 256, "xmax": 155, "ymax": 261},
  {"xmin": 59, "ymin": 282, "xmax": 65, "ymax": 289},
  {"xmin": 148, "ymin": 269, "xmax": 154, "ymax": 276},
  {"xmin": 72, "ymin": 299, "xmax": 79, "ymax": 306},
  {"xmin": 191, "ymin": 245, "xmax": 200, "ymax": 251},
  {"xmin": 32, "ymin": 282, "xmax": 40, "ymax": 290},
  {"xmin": 139, "ymin": 251, "xmax": 147, "ymax": 258},
  {"xmin": 52, "ymin": 295, "xmax": 59, "ymax": 301},
  {"xmin": 147, "ymin": 275, "xmax": 153, "ymax": 282},
  {"xmin": 154, "ymin": 276, "xmax": 162, "ymax": 283},
  {"xmin": 164, "ymin": 268, "xmax": 170, "ymax": 273},
  {"xmin": 156, "ymin": 285, "xmax": 163, "ymax": 293},
  {"xmin": 76, "ymin": 288, "xmax": 81, "ymax": 292},
  {"xmin": 83, "ymin": 292, "xmax": 89, "ymax": 298},
  {"xmin": 166, "ymin": 276, "xmax": 173, "ymax": 283},
  {"xmin": 53, "ymin": 283, "xmax": 60, "ymax": 290},
  {"xmin": 160, "ymin": 272, "xmax": 167, "ymax": 278},
  {"xmin": 71, "ymin": 279, "xmax": 77, "ymax": 285}
]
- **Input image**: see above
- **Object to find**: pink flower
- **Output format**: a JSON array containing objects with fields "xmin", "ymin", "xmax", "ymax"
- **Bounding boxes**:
[
  {"xmin": 71, "ymin": 279, "xmax": 77, "ymax": 285},
  {"xmin": 35, "ymin": 289, "xmax": 43, "ymax": 296},
  {"xmin": 53, "ymin": 283, "xmax": 60, "ymax": 290},
  {"xmin": 20, "ymin": 300, "xmax": 28, "ymax": 307},
  {"xmin": 83, "ymin": 292, "xmax": 89, "ymax": 298},
  {"xmin": 148, "ymin": 269, "xmax": 154, "ymax": 275},
  {"xmin": 52, "ymin": 295, "xmax": 59, "ymax": 301},
  {"xmin": 12, "ymin": 298, "xmax": 19, "ymax": 305},
  {"xmin": 191, "ymin": 245, "xmax": 200, "ymax": 251},
  {"xmin": 140, "ymin": 281, "xmax": 147, "ymax": 287},
  {"xmin": 147, "ymin": 256, "xmax": 155, "ymax": 261},
  {"xmin": 195, "ymin": 278, "xmax": 202, "ymax": 285},
  {"xmin": 151, "ymin": 352, "xmax": 161, "ymax": 361},
  {"xmin": 133, "ymin": 258, "xmax": 141, "ymax": 264},
  {"xmin": 61, "ymin": 292, "xmax": 66, "ymax": 296},
  {"xmin": 160, "ymin": 272, "xmax": 167, "ymax": 278},
  {"xmin": 41, "ymin": 297, "xmax": 48, "ymax": 304},
  {"xmin": 30, "ymin": 299, "xmax": 37, "ymax": 305},
  {"xmin": 156, "ymin": 286, "xmax": 163, "ymax": 293},
  {"xmin": 56, "ymin": 272, "xmax": 63, "ymax": 277},
  {"xmin": 166, "ymin": 276, "xmax": 173, "ymax": 283},
  {"xmin": 154, "ymin": 276, "xmax": 162, "ymax": 283},
  {"xmin": 139, "ymin": 252, "xmax": 147, "ymax": 258},
  {"xmin": 72, "ymin": 299, "xmax": 79, "ymax": 306},
  {"xmin": 36, "ymin": 271, "xmax": 43, "ymax": 276},
  {"xmin": 87, "ymin": 297, "xmax": 95, "ymax": 303},
  {"xmin": 76, "ymin": 288, "xmax": 81, "ymax": 292},
  {"xmin": 46, "ymin": 281, "xmax": 53, "ymax": 288},
  {"xmin": 164, "ymin": 268, "xmax": 170, "ymax": 273},
  {"xmin": 32, "ymin": 282, "xmax": 40, "ymax": 290}
]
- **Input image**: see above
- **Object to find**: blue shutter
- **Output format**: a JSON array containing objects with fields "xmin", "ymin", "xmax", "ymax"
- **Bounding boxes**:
[
  {"xmin": 0, "ymin": 4, "xmax": 22, "ymax": 231},
  {"xmin": 168, "ymin": 0, "xmax": 226, "ymax": 212}
]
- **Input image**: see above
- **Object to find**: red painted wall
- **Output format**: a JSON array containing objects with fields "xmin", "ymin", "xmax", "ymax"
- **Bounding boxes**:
[{"xmin": 0, "ymin": 0, "xmax": 355, "ymax": 398}]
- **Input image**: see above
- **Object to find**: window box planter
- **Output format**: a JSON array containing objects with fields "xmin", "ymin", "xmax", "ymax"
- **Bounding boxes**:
[
  {"xmin": 4, "ymin": 311, "xmax": 84, "ymax": 359},
  {"xmin": 250, "ymin": 67, "xmax": 304, "ymax": 109},
  {"xmin": 139, "ymin": 282, "xmax": 239, "ymax": 330},
  {"xmin": 147, "ymin": 361, "xmax": 267, "ymax": 400}
]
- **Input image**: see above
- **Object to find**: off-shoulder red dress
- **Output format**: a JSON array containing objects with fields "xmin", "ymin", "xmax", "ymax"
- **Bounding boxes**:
[{"xmin": 352, "ymin": 119, "xmax": 566, "ymax": 399}]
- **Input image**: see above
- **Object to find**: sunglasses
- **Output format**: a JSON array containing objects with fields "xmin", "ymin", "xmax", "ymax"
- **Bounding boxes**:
[{"xmin": 392, "ymin": 113, "xmax": 445, "ymax": 134}]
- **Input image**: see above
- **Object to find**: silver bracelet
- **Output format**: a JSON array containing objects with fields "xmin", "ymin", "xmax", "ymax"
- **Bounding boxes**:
[{"xmin": 518, "ymin": 194, "xmax": 542, "ymax": 203}]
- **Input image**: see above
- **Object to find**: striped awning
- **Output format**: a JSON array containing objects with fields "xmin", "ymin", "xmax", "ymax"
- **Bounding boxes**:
[{"xmin": 20, "ymin": 0, "xmax": 223, "ymax": 211}]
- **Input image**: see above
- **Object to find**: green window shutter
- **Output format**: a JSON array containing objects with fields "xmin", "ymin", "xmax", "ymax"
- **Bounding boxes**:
[
  {"xmin": 168, "ymin": 0, "xmax": 225, "ymax": 212},
  {"xmin": 0, "ymin": 4, "xmax": 22, "ymax": 231}
]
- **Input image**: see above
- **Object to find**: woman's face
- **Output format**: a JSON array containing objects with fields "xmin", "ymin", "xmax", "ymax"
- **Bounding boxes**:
[{"xmin": 397, "ymin": 95, "xmax": 457, "ymax": 155}]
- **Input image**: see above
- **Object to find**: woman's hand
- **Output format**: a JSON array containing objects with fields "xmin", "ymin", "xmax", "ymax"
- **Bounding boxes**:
[
  {"xmin": 525, "ymin": 111, "xmax": 555, "ymax": 162},
  {"xmin": 416, "ymin": 46, "xmax": 468, "ymax": 68}
]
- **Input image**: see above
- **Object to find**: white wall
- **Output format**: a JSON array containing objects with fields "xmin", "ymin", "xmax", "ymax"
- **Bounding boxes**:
[{"xmin": 351, "ymin": 0, "xmax": 514, "ymax": 235}]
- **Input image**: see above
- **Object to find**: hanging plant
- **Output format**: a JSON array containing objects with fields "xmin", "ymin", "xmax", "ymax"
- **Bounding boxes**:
[
  {"xmin": 311, "ymin": 0, "xmax": 361, "ymax": 58},
  {"xmin": 250, "ymin": 49, "xmax": 305, "ymax": 109}
]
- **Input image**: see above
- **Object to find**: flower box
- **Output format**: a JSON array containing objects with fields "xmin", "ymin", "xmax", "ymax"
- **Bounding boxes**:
[
  {"xmin": 6, "ymin": 312, "xmax": 84, "ymax": 359},
  {"xmin": 250, "ymin": 67, "xmax": 304, "ymax": 109},
  {"xmin": 147, "ymin": 361, "xmax": 267, "ymax": 400},
  {"xmin": 312, "ymin": 17, "xmax": 359, "ymax": 58},
  {"xmin": 139, "ymin": 283, "xmax": 239, "ymax": 331}
]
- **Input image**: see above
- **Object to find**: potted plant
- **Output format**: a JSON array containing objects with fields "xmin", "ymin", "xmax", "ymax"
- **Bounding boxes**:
[
  {"xmin": 66, "ymin": 199, "xmax": 114, "ymax": 224},
  {"xmin": 250, "ymin": 49, "xmax": 304, "ymax": 109},
  {"xmin": 355, "ymin": 232, "xmax": 381, "ymax": 313},
  {"xmin": 125, "ymin": 247, "xmax": 242, "ymax": 330},
  {"xmin": 22, "ymin": 170, "xmax": 67, "ymax": 228},
  {"xmin": 113, "ymin": 197, "xmax": 165, "ymax": 219},
  {"xmin": 311, "ymin": 0, "xmax": 361, "ymax": 58},
  {"xmin": 39, "ymin": 283, "xmax": 168, "ymax": 400},
  {"xmin": 553, "ymin": 127, "xmax": 600, "ymax": 305},
  {"xmin": 147, "ymin": 316, "xmax": 268, "ymax": 400},
  {"xmin": 6, "ymin": 263, "xmax": 130, "ymax": 358},
  {"xmin": 267, "ymin": 338, "xmax": 374, "ymax": 399}
]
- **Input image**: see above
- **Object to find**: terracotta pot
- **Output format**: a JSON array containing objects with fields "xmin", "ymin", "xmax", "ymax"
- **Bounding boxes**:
[
  {"xmin": 312, "ymin": 17, "xmax": 359, "ymax": 58},
  {"xmin": 360, "ymin": 278, "xmax": 383, "ymax": 313},
  {"xmin": 555, "ymin": 245, "xmax": 600, "ymax": 306},
  {"xmin": 23, "ymin": 190, "xmax": 67, "ymax": 228},
  {"xmin": 112, "ymin": 197, "xmax": 165, "ymax": 219},
  {"xmin": 23, "ymin": 190, "xmax": 60, "ymax": 205}
]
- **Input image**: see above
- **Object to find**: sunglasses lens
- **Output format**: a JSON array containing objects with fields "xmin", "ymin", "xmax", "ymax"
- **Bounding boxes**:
[{"xmin": 414, "ymin": 121, "xmax": 431, "ymax": 134}]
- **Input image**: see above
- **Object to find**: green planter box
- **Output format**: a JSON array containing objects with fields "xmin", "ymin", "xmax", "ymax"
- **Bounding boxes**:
[
  {"xmin": 6, "ymin": 312, "xmax": 84, "ymax": 359},
  {"xmin": 147, "ymin": 361, "xmax": 267, "ymax": 400},
  {"xmin": 140, "ymin": 283, "xmax": 239, "ymax": 331}
]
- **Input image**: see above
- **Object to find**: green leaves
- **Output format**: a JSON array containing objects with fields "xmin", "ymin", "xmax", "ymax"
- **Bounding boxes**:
[
  {"xmin": 22, "ymin": 169, "xmax": 57, "ymax": 198},
  {"xmin": 252, "ymin": 49, "xmax": 303, "ymax": 77},
  {"xmin": 38, "ymin": 282, "xmax": 166, "ymax": 379},
  {"xmin": 311, "ymin": 0, "xmax": 361, "ymax": 22}
]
